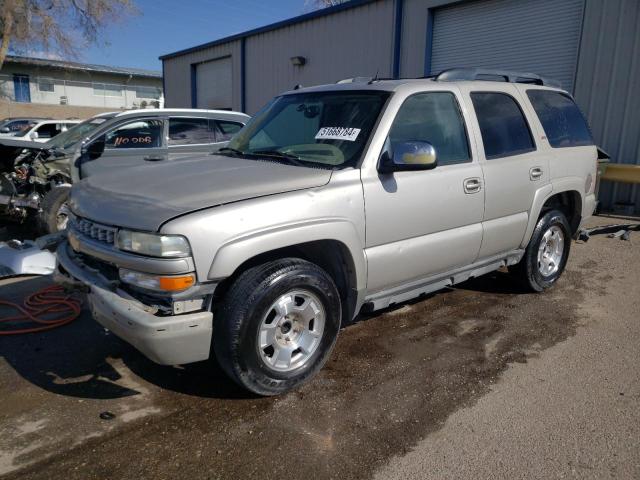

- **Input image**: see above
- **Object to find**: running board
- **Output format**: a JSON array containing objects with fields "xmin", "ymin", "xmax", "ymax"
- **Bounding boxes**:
[{"xmin": 364, "ymin": 250, "xmax": 524, "ymax": 311}]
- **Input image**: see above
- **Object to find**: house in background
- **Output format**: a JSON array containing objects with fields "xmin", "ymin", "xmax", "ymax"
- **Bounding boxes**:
[{"xmin": 0, "ymin": 55, "xmax": 163, "ymax": 119}]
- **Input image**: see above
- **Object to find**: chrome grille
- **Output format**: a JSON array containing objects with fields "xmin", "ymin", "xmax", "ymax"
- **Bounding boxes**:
[{"xmin": 72, "ymin": 216, "xmax": 116, "ymax": 245}]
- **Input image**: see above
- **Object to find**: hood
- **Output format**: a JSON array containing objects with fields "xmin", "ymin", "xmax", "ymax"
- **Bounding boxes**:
[
  {"xmin": 0, "ymin": 137, "xmax": 44, "ymax": 150},
  {"xmin": 69, "ymin": 154, "xmax": 332, "ymax": 231}
]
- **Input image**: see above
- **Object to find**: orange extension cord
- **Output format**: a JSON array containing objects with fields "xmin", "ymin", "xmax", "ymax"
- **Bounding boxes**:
[{"xmin": 0, "ymin": 284, "xmax": 82, "ymax": 335}]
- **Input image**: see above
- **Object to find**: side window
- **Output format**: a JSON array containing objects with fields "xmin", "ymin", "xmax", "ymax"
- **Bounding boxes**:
[
  {"xmin": 35, "ymin": 123, "xmax": 60, "ymax": 139},
  {"xmin": 215, "ymin": 120, "xmax": 243, "ymax": 142},
  {"xmin": 105, "ymin": 119, "xmax": 163, "ymax": 149},
  {"xmin": 471, "ymin": 92, "xmax": 535, "ymax": 159},
  {"xmin": 526, "ymin": 90, "xmax": 593, "ymax": 148},
  {"xmin": 388, "ymin": 92, "xmax": 470, "ymax": 166},
  {"xmin": 168, "ymin": 117, "xmax": 211, "ymax": 145}
]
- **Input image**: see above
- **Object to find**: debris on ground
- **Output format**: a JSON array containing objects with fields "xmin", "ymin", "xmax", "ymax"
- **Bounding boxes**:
[{"xmin": 577, "ymin": 223, "xmax": 640, "ymax": 242}]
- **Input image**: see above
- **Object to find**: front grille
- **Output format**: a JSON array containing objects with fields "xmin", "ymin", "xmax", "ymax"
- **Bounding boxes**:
[{"xmin": 72, "ymin": 216, "xmax": 116, "ymax": 245}]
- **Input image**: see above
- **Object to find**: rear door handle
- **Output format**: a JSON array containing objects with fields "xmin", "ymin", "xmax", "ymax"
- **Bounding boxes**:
[
  {"xmin": 144, "ymin": 155, "xmax": 164, "ymax": 162},
  {"xmin": 530, "ymin": 166, "xmax": 543, "ymax": 180},
  {"xmin": 463, "ymin": 177, "xmax": 482, "ymax": 194}
]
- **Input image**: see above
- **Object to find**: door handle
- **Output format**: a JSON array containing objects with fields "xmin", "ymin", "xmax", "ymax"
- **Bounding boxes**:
[
  {"xmin": 463, "ymin": 177, "xmax": 482, "ymax": 194},
  {"xmin": 144, "ymin": 155, "xmax": 164, "ymax": 162},
  {"xmin": 530, "ymin": 166, "xmax": 543, "ymax": 180}
]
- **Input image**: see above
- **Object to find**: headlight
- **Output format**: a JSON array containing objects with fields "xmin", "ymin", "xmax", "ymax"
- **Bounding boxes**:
[
  {"xmin": 116, "ymin": 230, "xmax": 191, "ymax": 258},
  {"xmin": 119, "ymin": 268, "xmax": 195, "ymax": 292}
]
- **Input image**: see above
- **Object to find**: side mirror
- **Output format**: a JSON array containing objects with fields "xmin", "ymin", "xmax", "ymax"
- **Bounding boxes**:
[
  {"xmin": 83, "ymin": 137, "xmax": 106, "ymax": 160},
  {"xmin": 30, "ymin": 131, "xmax": 39, "ymax": 140},
  {"xmin": 0, "ymin": 127, "xmax": 10, "ymax": 133},
  {"xmin": 379, "ymin": 141, "xmax": 438, "ymax": 173}
]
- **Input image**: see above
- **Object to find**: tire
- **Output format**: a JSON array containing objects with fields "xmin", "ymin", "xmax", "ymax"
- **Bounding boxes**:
[
  {"xmin": 39, "ymin": 186, "xmax": 71, "ymax": 234},
  {"xmin": 213, "ymin": 258, "xmax": 342, "ymax": 396},
  {"xmin": 510, "ymin": 209, "xmax": 571, "ymax": 292}
]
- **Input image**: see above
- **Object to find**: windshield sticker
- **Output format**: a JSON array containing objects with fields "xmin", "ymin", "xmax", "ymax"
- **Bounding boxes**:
[{"xmin": 315, "ymin": 127, "xmax": 361, "ymax": 142}]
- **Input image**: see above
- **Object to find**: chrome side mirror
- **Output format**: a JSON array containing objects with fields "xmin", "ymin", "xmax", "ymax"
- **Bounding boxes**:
[{"xmin": 379, "ymin": 141, "xmax": 438, "ymax": 173}]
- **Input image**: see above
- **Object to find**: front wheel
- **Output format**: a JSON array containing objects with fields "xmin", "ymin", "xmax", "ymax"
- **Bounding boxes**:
[
  {"xmin": 39, "ymin": 186, "xmax": 71, "ymax": 234},
  {"xmin": 510, "ymin": 209, "xmax": 571, "ymax": 292},
  {"xmin": 213, "ymin": 258, "xmax": 342, "ymax": 396}
]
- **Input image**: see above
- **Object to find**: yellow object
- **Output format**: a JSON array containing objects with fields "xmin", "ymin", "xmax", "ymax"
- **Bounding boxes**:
[
  {"xmin": 602, "ymin": 164, "xmax": 640, "ymax": 184},
  {"xmin": 158, "ymin": 274, "xmax": 196, "ymax": 291}
]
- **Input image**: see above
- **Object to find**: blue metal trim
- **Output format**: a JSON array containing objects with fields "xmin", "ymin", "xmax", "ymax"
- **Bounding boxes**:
[
  {"xmin": 240, "ymin": 37, "xmax": 246, "ymax": 113},
  {"xmin": 423, "ymin": 9, "xmax": 435, "ymax": 76},
  {"xmin": 159, "ymin": 0, "xmax": 378, "ymax": 60},
  {"xmin": 161, "ymin": 61, "xmax": 166, "ymax": 106},
  {"xmin": 190, "ymin": 64, "xmax": 197, "ymax": 108},
  {"xmin": 392, "ymin": 0, "xmax": 403, "ymax": 79}
]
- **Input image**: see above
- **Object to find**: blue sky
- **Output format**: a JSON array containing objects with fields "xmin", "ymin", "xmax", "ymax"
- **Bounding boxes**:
[{"xmin": 83, "ymin": 0, "xmax": 313, "ymax": 72}]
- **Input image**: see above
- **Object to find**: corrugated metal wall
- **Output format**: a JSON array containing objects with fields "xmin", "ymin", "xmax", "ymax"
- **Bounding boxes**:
[
  {"xmin": 574, "ymin": 0, "xmax": 640, "ymax": 214},
  {"xmin": 430, "ymin": 0, "xmax": 584, "ymax": 92},
  {"xmin": 244, "ymin": 0, "xmax": 394, "ymax": 113},
  {"xmin": 163, "ymin": 40, "xmax": 241, "ymax": 110}
]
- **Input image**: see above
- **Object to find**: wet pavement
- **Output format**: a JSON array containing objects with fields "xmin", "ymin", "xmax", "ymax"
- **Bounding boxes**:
[{"xmin": 0, "ymin": 215, "xmax": 638, "ymax": 479}]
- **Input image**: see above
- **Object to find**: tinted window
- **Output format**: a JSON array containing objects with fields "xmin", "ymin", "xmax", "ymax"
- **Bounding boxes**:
[
  {"xmin": 388, "ymin": 92, "xmax": 470, "ymax": 166},
  {"xmin": 34, "ymin": 123, "xmax": 62, "ymax": 139},
  {"xmin": 527, "ymin": 90, "xmax": 593, "ymax": 148},
  {"xmin": 215, "ymin": 120, "xmax": 243, "ymax": 142},
  {"xmin": 471, "ymin": 92, "xmax": 535, "ymax": 159},
  {"xmin": 105, "ymin": 119, "xmax": 163, "ymax": 149},
  {"xmin": 168, "ymin": 117, "xmax": 211, "ymax": 145}
]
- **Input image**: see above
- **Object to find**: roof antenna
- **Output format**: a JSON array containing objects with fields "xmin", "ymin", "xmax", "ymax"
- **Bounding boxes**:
[{"xmin": 368, "ymin": 70, "xmax": 379, "ymax": 85}]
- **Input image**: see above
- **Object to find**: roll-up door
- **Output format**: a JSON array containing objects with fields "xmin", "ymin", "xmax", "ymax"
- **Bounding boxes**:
[
  {"xmin": 430, "ymin": 0, "xmax": 584, "ymax": 91},
  {"xmin": 195, "ymin": 57, "xmax": 232, "ymax": 109}
]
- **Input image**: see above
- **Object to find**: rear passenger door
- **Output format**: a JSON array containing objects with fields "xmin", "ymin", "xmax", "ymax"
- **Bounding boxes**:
[
  {"xmin": 463, "ymin": 86, "xmax": 550, "ymax": 259},
  {"xmin": 80, "ymin": 117, "xmax": 166, "ymax": 178}
]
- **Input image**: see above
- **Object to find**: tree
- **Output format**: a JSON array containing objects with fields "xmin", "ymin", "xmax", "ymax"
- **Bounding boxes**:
[
  {"xmin": 309, "ymin": 0, "xmax": 349, "ymax": 8},
  {"xmin": 0, "ymin": 0, "xmax": 137, "ymax": 69}
]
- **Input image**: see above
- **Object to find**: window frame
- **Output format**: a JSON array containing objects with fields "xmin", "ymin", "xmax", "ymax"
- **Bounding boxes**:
[
  {"xmin": 470, "ymin": 91, "xmax": 537, "ymax": 160},
  {"xmin": 167, "ymin": 116, "xmax": 213, "ymax": 147},
  {"xmin": 525, "ymin": 89, "xmax": 594, "ymax": 149},
  {"xmin": 93, "ymin": 82, "xmax": 124, "ymax": 97},
  {"xmin": 102, "ymin": 117, "xmax": 166, "ymax": 151},
  {"xmin": 385, "ymin": 90, "xmax": 473, "ymax": 167},
  {"xmin": 38, "ymin": 77, "xmax": 55, "ymax": 93}
]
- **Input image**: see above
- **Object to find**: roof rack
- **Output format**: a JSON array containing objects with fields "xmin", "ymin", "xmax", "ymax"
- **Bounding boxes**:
[{"xmin": 434, "ymin": 68, "xmax": 561, "ymax": 88}]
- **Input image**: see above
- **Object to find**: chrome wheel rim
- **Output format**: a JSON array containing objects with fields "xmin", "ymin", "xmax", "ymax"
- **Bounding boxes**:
[
  {"xmin": 56, "ymin": 202, "xmax": 70, "ymax": 231},
  {"xmin": 537, "ymin": 225, "xmax": 564, "ymax": 277},
  {"xmin": 257, "ymin": 289, "xmax": 325, "ymax": 372}
]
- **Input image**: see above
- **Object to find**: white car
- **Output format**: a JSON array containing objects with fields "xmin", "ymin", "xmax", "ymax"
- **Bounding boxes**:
[{"xmin": 3, "ymin": 119, "xmax": 81, "ymax": 142}]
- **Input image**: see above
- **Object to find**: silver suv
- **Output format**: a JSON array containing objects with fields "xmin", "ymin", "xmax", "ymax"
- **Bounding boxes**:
[{"xmin": 55, "ymin": 69, "xmax": 598, "ymax": 395}]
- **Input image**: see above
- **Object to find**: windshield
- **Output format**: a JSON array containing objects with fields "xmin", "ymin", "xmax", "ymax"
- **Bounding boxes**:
[
  {"xmin": 13, "ymin": 122, "xmax": 38, "ymax": 137},
  {"xmin": 225, "ymin": 90, "xmax": 389, "ymax": 169},
  {"xmin": 46, "ymin": 116, "xmax": 113, "ymax": 150}
]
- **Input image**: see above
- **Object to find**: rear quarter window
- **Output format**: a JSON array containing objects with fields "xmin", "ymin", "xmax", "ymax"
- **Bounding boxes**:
[{"xmin": 527, "ymin": 90, "xmax": 594, "ymax": 148}]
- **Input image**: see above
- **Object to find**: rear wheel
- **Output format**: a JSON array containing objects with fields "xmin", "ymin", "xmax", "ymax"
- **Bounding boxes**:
[
  {"xmin": 510, "ymin": 209, "xmax": 571, "ymax": 292},
  {"xmin": 39, "ymin": 186, "xmax": 71, "ymax": 234},
  {"xmin": 213, "ymin": 258, "xmax": 341, "ymax": 396}
]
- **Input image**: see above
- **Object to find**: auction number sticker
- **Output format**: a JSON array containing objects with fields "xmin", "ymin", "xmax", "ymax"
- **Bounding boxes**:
[{"xmin": 315, "ymin": 127, "xmax": 361, "ymax": 142}]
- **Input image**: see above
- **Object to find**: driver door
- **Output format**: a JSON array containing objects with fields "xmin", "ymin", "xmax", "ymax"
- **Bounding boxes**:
[
  {"xmin": 80, "ymin": 117, "xmax": 166, "ymax": 178},
  {"xmin": 363, "ymin": 89, "xmax": 485, "ymax": 294}
]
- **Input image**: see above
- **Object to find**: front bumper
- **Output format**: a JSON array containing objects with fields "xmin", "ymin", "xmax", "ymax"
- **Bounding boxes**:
[{"xmin": 55, "ymin": 241, "xmax": 213, "ymax": 365}]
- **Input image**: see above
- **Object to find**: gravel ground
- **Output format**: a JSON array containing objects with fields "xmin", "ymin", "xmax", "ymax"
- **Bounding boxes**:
[{"xmin": 0, "ymin": 215, "xmax": 638, "ymax": 479}]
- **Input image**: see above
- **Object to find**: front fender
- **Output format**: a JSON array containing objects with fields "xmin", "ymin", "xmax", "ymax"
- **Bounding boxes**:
[{"xmin": 207, "ymin": 218, "xmax": 367, "ymax": 291}]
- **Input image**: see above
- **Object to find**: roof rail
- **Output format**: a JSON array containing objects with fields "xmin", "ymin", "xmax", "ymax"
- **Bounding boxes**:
[{"xmin": 434, "ymin": 68, "xmax": 562, "ymax": 88}]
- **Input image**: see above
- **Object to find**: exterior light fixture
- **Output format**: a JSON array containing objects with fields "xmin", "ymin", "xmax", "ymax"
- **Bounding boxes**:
[{"xmin": 290, "ymin": 56, "xmax": 307, "ymax": 66}]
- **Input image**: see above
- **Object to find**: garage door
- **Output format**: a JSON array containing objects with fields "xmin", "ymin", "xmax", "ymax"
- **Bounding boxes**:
[
  {"xmin": 430, "ymin": 0, "xmax": 584, "ymax": 92},
  {"xmin": 195, "ymin": 57, "xmax": 232, "ymax": 109}
]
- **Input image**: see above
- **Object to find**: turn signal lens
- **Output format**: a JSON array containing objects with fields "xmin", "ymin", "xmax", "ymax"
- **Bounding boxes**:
[
  {"xmin": 119, "ymin": 268, "xmax": 196, "ymax": 292},
  {"xmin": 158, "ymin": 275, "xmax": 195, "ymax": 291}
]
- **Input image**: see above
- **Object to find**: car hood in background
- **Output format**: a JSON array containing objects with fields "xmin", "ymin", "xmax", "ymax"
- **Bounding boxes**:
[{"xmin": 69, "ymin": 155, "xmax": 332, "ymax": 231}]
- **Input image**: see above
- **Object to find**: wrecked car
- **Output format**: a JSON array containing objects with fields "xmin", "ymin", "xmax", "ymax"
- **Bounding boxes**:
[{"xmin": 0, "ymin": 109, "xmax": 249, "ymax": 234}]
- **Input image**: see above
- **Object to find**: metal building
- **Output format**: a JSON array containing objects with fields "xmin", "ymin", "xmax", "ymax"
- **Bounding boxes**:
[{"xmin": 161, "ymin": 0, "xmax": 640, "ymax": 213}]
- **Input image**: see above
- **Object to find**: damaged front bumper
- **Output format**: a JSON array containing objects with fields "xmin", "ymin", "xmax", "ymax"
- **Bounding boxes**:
[{"xmin": 55, "ymin": 241, "xmax": 213, "ymax": 365}]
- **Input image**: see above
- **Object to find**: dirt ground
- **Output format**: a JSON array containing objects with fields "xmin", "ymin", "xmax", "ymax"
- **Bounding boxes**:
[{"xmin": 0, "ymin": 215, "xmax": 638, "ymax": 479}]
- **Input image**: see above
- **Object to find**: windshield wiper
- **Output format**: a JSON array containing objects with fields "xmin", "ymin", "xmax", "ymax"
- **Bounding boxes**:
[
  {"xmin": 250, "ymin": 149, "xmax": 306, "ymax": 166},
  {"xmin": 217, "ymin": 147, "xmax": 246, "ymax": 157}
]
